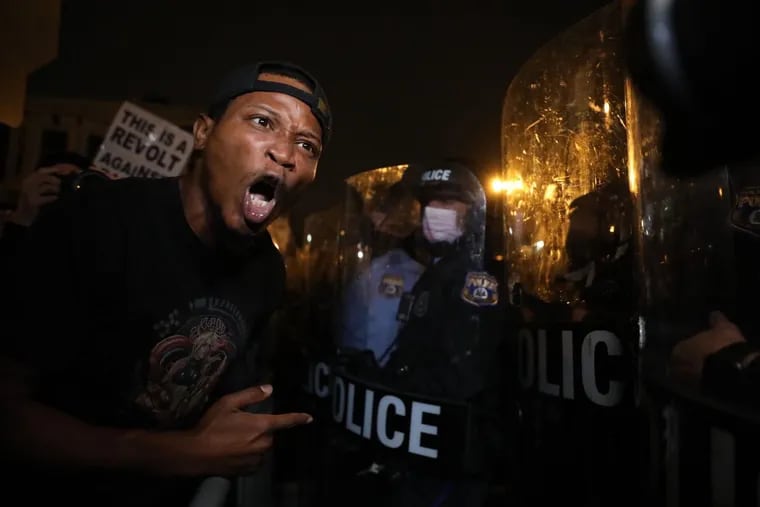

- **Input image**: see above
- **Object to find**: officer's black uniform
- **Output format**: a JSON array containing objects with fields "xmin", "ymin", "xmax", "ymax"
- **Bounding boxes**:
[{"xmin": 383, "ymin": 247, "xmax": 498, "ymax": 400}]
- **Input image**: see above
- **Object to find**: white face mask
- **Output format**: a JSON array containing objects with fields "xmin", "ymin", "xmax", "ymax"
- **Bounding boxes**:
[{"xmin": 422, "ymin": 206, "xmax": 462, "ymax": 244}]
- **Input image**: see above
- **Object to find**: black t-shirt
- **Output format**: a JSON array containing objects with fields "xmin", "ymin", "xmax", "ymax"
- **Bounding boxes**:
[{"xmin": 3, "ymin": 176, "xmax": 285, "ymax": 506}]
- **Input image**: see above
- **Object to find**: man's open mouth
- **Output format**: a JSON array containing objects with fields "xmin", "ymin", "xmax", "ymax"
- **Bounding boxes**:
[{"xmin": 244, "ymin": 175, "xmax": 280, "ymax": 226}]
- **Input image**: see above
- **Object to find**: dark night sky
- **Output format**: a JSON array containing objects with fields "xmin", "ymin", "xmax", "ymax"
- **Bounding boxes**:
[{"xmin": 28, "ymin": 0, "xmax": 610, "ymax": 214}]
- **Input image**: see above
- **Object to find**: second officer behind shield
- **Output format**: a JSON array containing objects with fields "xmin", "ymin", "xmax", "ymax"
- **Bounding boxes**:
[{"xmin": 339, "ymin": 181, "xmax": 425, "ymax": 366}]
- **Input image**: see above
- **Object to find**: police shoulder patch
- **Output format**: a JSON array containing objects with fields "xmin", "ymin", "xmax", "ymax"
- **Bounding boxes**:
[{"xmin": 461, "ymin": 271, "xmax": 499, "ymax": 307}]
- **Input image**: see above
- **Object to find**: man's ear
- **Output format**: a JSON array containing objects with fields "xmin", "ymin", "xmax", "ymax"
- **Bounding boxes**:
[{"xmin": 193, "ymin": 114, "xmax": 215, "ymax": 150}]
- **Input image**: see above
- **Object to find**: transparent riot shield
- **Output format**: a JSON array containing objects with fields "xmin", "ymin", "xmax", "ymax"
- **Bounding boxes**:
[
  {"xmin": 629, "ymin": 40, "xmax": 760, "ymax": 507},
  {"xmin": 635, "ymin": 128, "xmax": 753, "ymax": 507},
  {"xmin": 230, "ymin": 215, "xmax": 306, "ymax": 507},
  {"xmin": 267, "ymin": 204, "xmax": 345, "ymax": 505},
  {"xmin": 324, "ymin": 162, "xmax": 504, "ymax": 506},
  {"xmin": 501, "ymin": 2, "xmax": 656, "ymax": 505}
]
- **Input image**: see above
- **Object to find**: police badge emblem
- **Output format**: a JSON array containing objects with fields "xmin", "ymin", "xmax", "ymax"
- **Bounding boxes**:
[
  {"xmin": 461, "ymin": 271, "xmax": 499, "ymax": 306},
  {"xmin": 379, "ymin": 274, "xmax": 404, "ymax": 297}
]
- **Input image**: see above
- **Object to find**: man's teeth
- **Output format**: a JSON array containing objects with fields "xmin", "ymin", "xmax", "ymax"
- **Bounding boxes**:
[{"xmin": 248, "ymin": 192, "xmax": 271, "ymax": 205}]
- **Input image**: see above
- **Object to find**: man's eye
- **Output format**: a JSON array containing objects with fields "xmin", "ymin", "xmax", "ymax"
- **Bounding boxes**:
[
  {"xmin": 299, "ymin": 141, "xmax": 320, "ymax": 156},
  {"xmin": 251, "ymin": 116, "xmax": 270, "ymax": 127}
]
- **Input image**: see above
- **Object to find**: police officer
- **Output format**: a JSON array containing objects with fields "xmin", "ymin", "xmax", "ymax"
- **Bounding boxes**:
[
  {"xmin": 560, "ymin": 180, "xmax": 635, "ymax": 323},
  {"xmin": 382, "ymin": 161, "xmax": 498, "ymax": 397},
  {"xmin": 625, "ymin": 0, "xmax": 760, "ymax": 404},
  {"xmin": 339, "ymin": 180, "xmax": 425, "ymax": 366},
  {"xmin": 379, "ymin": 160, "xmax": 503, "ymax": 507},
  {"xmin": 670, "ymin": 164, "xmax": 760, "ymax": 404}
]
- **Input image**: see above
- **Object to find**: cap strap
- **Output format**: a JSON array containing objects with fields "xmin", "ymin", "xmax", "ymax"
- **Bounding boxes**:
[{"xmin": 248, "ymin": 80, "xmax": 329, "ymax": 137}]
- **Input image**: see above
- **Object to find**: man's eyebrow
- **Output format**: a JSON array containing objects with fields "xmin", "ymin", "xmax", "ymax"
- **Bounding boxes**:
[
  {"xmin": 247, "ymin": 104, "xmax": 321, "ymax": 144},
  {"xmin": 296, "ymin": 128, "xmax": 321, "ymax": 145},
  {"xmin": 251, "ymin": 104, "xmax": 281, "ymax": 119}
]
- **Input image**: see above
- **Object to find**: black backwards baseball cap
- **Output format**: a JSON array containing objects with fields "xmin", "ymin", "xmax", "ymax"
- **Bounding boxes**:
[{"xmin": 207, "ymin": 61, "xmax": 332, "ymax": 146}]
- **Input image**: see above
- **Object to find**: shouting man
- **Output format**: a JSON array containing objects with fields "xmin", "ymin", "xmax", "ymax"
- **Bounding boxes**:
[{"xmin": 0, "ymin": 61, "xmax": 332, "ymax": 507}]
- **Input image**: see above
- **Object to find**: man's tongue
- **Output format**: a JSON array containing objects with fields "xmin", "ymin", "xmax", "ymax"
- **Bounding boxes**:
[{"xmin": 244, "ymin": 191, "xmax": 276, "ymax": 224}]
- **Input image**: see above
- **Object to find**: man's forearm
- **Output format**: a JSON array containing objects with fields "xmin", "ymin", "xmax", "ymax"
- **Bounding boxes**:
[{"xmin": 4, "ymin": 400, "xmax": 200, "ymax": 476}]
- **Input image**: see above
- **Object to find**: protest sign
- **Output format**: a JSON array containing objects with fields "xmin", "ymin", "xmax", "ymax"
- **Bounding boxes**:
[{"xmin": 94, "ymin": 101, "xmax": 193, "ymax": 178}]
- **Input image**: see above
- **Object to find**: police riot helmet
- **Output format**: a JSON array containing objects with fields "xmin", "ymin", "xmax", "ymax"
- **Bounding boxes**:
[
  {"xmin": 407, "ymin": 159, "xmax": 487, "ymax": 266},
  {"xmin": 565, "ymin": 179, "xmax": 632, "ymax": 271},
  {"xmin": 413, "ymin": 159, "xmax": 486, "ymax": 210},
  {"xmin": 368, "ymin": 180, "xmax": 420, "ymax": 239}
]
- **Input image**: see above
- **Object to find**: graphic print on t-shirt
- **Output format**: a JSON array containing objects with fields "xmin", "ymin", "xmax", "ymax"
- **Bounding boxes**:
[{"xmin": 134, "ymin": 297, "xmax": 246, "ymax": 425}]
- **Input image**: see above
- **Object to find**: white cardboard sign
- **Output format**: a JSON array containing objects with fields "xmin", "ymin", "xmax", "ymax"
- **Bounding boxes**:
[{"xmin": 94, "ymin": 101, "xmax": 193, "ymax": 179}]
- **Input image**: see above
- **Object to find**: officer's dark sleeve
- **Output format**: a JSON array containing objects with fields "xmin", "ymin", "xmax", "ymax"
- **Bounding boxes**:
[
  {"xmin": 701, "ymin": 342, "xmax": 760, "ymax": 407},
  {"xmin": 438, "ymin": 280, "xmax": 508, "ymax": 476},
  {"xmin": 436, "ymin": 278, "xmax": 502, "ymax": 401}
]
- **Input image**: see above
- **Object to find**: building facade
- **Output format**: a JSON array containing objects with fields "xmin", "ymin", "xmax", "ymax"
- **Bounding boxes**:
[{"xmin": 0, "ymin": 96, "xmax": 199, "ymax": 206}]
